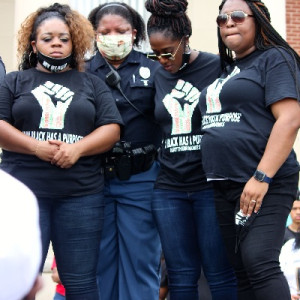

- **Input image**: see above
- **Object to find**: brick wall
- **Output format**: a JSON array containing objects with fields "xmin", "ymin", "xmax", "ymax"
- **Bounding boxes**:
[{"xmin": 286, "ymin": 0, "xmax": 300, "ymax": 54}]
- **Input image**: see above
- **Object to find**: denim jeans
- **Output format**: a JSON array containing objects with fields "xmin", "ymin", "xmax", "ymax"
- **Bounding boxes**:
[
  {"xmin": 53, "ymin": 292, "xmax": 66, "ymax": 300},
  {"xmin": 97, "ymin": 162, "xmax": 161, "ymax": 300},
  {"xmin": 38, "ymin": 192, "xmax": 104, "ymax": 300},
  {"xmin": 212, "ymin": 172, "xmax": 299, "ymax": 300},
  {"xmin": 152, "ymin": 188, "xmax": 237, "ymax": 300}
]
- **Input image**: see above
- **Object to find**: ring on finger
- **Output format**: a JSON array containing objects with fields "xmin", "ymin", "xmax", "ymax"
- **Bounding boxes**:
[{"xmin": 250, "ymin": 199, "xmax": 256, "ymax": 203}]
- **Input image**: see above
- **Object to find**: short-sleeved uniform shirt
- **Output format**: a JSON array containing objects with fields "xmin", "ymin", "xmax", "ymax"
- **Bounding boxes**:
[
  {"xmin": 0, "ymin": 68, "xmax": 123, "ymax": 197},
  {"xmin": 199, "ymin": 48, "xmax": 300, "ymax": 182},
  {"xmin": 154, "ymin": 52, "xmax": 221, "ymax": 191},
  {"xmin": 86, "ymin": 50, "xmax": 161, "ymax": 149}
]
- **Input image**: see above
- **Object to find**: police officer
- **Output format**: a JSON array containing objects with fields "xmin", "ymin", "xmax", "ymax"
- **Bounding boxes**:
[{"xmin": 86, "ymin": 3, "xmax": 161, "ymax": 300}]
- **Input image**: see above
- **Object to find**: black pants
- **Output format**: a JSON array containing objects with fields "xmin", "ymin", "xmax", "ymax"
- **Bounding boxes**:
[{"xmin": 213, "ymin": 173, "xmax": 299, "ymax": 300}]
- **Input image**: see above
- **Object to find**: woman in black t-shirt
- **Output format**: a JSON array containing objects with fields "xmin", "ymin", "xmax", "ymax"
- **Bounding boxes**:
[
  {"xmin": 145, "ymin": 1, "xmax": 237, "ymax": 299},
  {"xmin": 0, "ymin": 4, "xmax": 122, "ymax": 300},
  {"xmin": 199, "ymin": 0, "xmax": 300, "ymax": 299}
]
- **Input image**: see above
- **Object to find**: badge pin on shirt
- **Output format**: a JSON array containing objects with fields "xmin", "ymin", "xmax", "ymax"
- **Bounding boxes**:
[{"xmin": 139, "ymin": 67, "xmax": 150, "ymax": 86}]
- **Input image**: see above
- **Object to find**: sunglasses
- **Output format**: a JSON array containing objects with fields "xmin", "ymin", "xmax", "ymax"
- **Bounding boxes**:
[
  {"xmin": 216, "ymin": 11, "xmax": 254, "ymax": 28},
  {"xmin": 147, "ymin": 37, "xmax": 183, "ymax": 61}
]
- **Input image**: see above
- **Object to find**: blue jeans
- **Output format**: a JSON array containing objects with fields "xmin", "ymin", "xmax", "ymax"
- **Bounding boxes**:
[
  {"xmin": 152, "ymin": 188, "xmax": 237, "ymax": 300},
  {"xmin": 38, "ymin": 192, "xmax": 104, "ymax": 300},
  {"xmin": 53, "ymin": 292, "xmax": 66, "ymax": 300},
  {"xmin": 213, "ymin": 173, "xmax": 299, "ymax": 300},
  {"xmin": 97, "ymin": 162, "xmax": 161, "ymax": 300}
]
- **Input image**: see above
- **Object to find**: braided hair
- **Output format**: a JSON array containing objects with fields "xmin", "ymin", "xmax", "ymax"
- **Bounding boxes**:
[
  {"xmin": 88, "ymin": 2, "xmax": 145, "ymax": 48},
  {"xmin": 218, "ymin": 0, "xmax": 300, "ymax": 70},
  {"xmin": 145, "ymin": 0, "xmax": 191, "ymax": 40}
]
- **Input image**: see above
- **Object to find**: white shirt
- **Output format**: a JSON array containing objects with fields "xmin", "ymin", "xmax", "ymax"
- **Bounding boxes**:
[
  {"xmin": 280, "ymin": 238, "xmax": 300, "ymax": 296},
  {"xmin": 0, "ymin": 170, "xmax": 41, "ymax": 300}
]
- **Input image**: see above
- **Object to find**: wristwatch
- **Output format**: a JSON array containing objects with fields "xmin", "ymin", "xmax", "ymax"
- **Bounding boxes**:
[{"xmin": 253, "ymin": 170, "xmax": 273, "ymax": 184}]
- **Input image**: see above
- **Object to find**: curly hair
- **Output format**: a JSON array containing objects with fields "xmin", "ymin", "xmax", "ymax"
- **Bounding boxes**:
[
  {"xmin": 145, "ymin": 0, "xmax": 192, "ymax": 40},
  {"xmin": 218, "ymin": 0, "xmax": 300, "ymax": 70},
  {"xmin": 17, "ymin": 3, "xmax": 94, "ymax": 71},
  {"xmin": 88, "ymin": 2, "xmax": 145, "ymax": 48}
]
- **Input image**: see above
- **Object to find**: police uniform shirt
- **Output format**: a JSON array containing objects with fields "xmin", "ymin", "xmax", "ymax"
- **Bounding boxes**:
[
  {"xmin": 86, "ymin": 50, "xmax": 161, "ymax": 149},
  {"xmin": 154, "ymin": 51, "xmax": 221, "ymax": 191},
  {"xmin": 199, "ymin": 48, "xmax": 300, "ymax": 182},
  {"xmin": 0, "ymin": 68, "xmax": 123, "ymax": 197}
]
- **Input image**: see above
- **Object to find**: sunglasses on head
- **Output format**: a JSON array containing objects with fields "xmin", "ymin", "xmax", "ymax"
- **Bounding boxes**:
[
  {"xmin": 216, "ymin": 10, "xmax": 254, "ymax": 28},
  {"xmin": 147, "ymin": 37, "xmax": 184, "ymax": 61}
]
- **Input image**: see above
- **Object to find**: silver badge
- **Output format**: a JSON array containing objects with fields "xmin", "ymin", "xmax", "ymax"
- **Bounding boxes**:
[{"xmin": 139, "ymin": 67, "xmax": 150, "ymax": 86}]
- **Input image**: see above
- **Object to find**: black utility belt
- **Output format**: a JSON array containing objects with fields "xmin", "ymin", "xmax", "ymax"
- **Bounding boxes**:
[{"xmin": 102, "ymin": 142, "xmax": 157, "ymax": 181}]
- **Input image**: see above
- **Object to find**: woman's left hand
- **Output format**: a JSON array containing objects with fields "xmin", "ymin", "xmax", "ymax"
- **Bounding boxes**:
[
  {"xmin": 49, "ymin": 140, "xmax": 81, "ymax": 168},
  {"xmin": 240, "ymin": 177, "xmax": 269, "ymax": 216}
]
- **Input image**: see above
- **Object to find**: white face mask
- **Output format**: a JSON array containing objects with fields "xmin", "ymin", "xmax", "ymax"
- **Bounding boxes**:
[{"xmin": 97, "ymin": 34, "xmax": 133, "ymax": 61}]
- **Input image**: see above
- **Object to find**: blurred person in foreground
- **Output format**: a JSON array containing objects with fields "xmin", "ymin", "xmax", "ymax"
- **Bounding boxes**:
[{"xmin": 0, "ymin": 169, "xmax": 42, "ymax": 300}]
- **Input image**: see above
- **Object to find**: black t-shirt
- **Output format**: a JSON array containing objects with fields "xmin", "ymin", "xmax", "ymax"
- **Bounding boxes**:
[
  {"xmin": 0, "ymin": 68, "xmax": 123, "ymax": 197},
  {"xmin": 283, "ymin": 227, "xmax": 297, "ymax": 245},
  {"xmin": 154, "ymin": 51, "xmax": 221, "ymax": 191},
  {"xmin": 199, "ymin": 48, "xmax": 300, "ymax": 182},
  {"xmin": 86, "ymin": 50, "xmax": 161, "ymax": 148}
]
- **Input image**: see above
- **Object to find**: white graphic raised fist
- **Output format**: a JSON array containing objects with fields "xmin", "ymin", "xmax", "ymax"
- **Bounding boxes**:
[
  {"xmin": 31, "ymin": 81, "xmax": 74, "ymax": 129},
  {"xmin": 163, "ymin": 79, "xmax": 200, "ymax": 135}
]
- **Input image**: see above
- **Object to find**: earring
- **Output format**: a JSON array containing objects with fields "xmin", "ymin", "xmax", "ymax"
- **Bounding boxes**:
[
  {"xmin": 28, "ymin": 51, "xmax": 36, "ymax": 67},
  {"xmin": 185, "ymin": 44, "xmax": 191, "ymax": 54}
]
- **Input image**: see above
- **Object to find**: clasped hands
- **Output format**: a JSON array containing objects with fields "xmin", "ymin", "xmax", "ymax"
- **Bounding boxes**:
[{"xmin": 35, "ymin": 140, "xmax": 81, "ymax": 169}]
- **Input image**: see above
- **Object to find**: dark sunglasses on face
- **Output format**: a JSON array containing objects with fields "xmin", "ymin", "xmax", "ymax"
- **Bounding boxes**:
[
  {"xmin": 216, "ymin": 10, "xmax": 254, "ymax": 28},
  {"xmin": 147, "ymin": 37, "xmax": 183, "ymax": 61}
]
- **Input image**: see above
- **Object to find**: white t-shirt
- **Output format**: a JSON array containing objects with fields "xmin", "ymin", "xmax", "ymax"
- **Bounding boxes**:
[
  {"xmin": 280, "ymin": 238, "xmax": 300, "ymax": 296},
  {"xmin": 0, "ymin": 170, "xmax": 41, "ymax": 300}
]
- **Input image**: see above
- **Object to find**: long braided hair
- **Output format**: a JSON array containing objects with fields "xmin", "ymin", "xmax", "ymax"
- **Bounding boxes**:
[
  {"xmin": 218, "ymin": 0, "xmax": 300, "ymax": 70},
  {"xmin": 145, "ymin": 0, "xmax": 191, "ymax": 40}
]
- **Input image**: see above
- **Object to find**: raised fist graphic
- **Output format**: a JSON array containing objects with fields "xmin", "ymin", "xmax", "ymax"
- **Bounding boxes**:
[
  {"xmin": 31, "ymin": 81, "xmax": 74, "ymax": 129},
  {"xmin": 206, "ymin": 66, "xmax": 240, "ymax": 114},
  {"xmin": 163, "ymin": 79, "xmax": 200, "ymax": 135}
]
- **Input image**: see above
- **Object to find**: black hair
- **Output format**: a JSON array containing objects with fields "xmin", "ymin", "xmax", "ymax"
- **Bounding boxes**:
[
  {"xmin": 218, "ymin": 0, "xmax": 300, "ymax": 70},
  {"xmin": 294, "ymin": 232, "xmax": 300, "ymax": 250},
  {"xmin": 26, "ymin": 4, "xmax": 75, "ymax": 70},
  {"xmin": 293, "ymin": 190, "xmax": 300, "ymax": 250},
  {"xmin": 88, "ymin": 2, "xmax": 145, "ymax": 48},
  {"xmin": 18, "ymin": 2, "xmax": 94, "ymax": 71},
  {"xmin": 145, "ymin": 0, "xmax": 192, "ymax": 40}
]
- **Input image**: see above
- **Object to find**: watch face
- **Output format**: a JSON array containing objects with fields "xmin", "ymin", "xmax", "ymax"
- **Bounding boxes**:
[{"xmin": 255, "ymin": 170, "xmax": 265, "ymax": 181}]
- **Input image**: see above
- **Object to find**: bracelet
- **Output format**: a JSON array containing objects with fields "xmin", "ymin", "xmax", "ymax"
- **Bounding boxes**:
[{"xmin": 35, "ymin": 141, "xmax": 40, "ymax": 156}]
